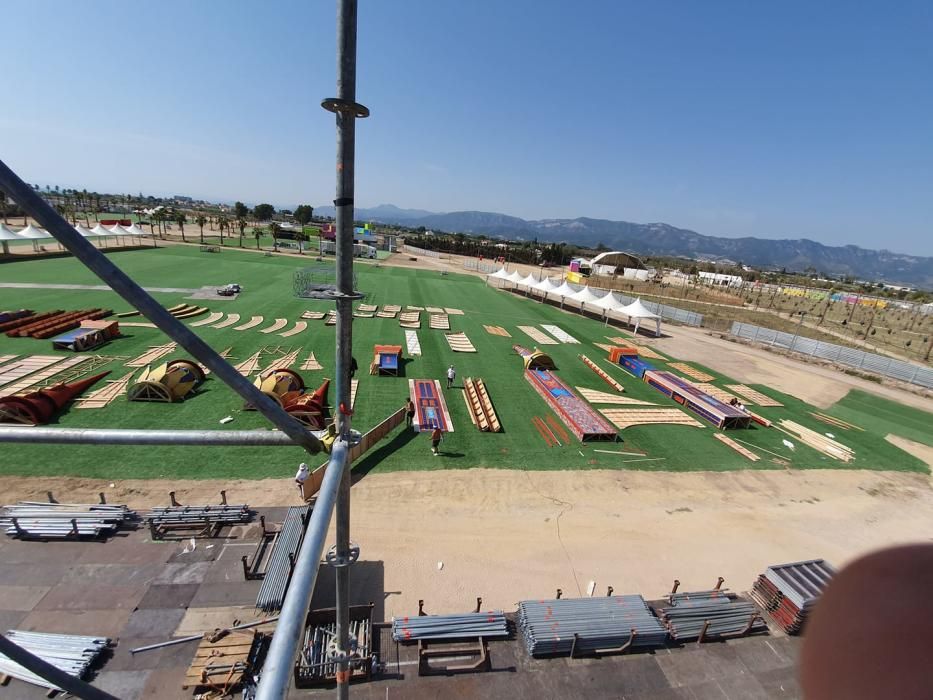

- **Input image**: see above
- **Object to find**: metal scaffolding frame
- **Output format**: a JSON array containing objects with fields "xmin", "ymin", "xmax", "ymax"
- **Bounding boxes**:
[{"xmin": 0, "ymin": 2, "xmax": 366, "ymax": 697}]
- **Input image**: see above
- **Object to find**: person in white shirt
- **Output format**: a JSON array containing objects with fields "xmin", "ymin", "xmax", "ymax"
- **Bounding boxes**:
[
  {"xmin": 446, "ymin": 365, "xmax": 456, "ymax": 389},
  {"xmin": 295, "ymin": 462, "xmax": 310, "ymax": 499}
]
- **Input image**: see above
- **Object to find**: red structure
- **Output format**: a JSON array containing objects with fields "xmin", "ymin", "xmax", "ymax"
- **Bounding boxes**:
[
  {"xmin": 0, "ymin": 372, "xmax": 109, "ymax": 425},
  {"xmin": 283, "ymin": 378, "xmax": 331, "ymax": 428}
]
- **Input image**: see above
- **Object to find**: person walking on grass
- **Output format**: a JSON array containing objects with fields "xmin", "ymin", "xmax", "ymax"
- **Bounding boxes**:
[
  {"xmin": 430, "ymin": 426, "xmax": 444, "ymax": 456},
  {"xmin": 405, "ymin": 398, "xmax": 415, "ymax": 429},
  {"xmin": 446, "ymin": 364, "xmax": 456, "ymax": 389}
]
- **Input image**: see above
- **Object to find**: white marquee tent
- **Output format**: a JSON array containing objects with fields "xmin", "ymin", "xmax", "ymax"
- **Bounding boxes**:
[{"xmin": 618, "ymin": 298, "xmax": 662, "ymax": 337}]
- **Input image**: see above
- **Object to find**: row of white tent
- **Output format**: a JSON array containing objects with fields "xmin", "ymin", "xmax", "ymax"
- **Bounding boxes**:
[
  {"xmin": 488, "ymin": 267, "xmax": 662, "ymax": 336},
  {"xmin": 0, "ymin": 222, "xmax": 152, "ymax": 242}
]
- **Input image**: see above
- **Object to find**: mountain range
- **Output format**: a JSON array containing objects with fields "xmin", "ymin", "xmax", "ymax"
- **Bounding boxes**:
[{"xmin": 315, "ymin": 205, "xmax": 932, "ymax": 287}]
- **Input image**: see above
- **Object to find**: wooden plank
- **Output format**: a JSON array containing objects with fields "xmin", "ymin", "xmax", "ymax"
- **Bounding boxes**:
[
  {"xmin": 126, "ymin": 343, "xmax": 177, "ymax": 367},
  {"xmin": 714, "ymin": 432, "xmax": 760, "ymax": 461},
  {"xmin": 300, "ymin": 352, "xmax": 323, "ymax": 370},
  {"xmin": 518, "ymin": 325, "xmax": 558, "ymax": 345},
  {"xmin": 258, "ymin": 318, "xmax": 288, "ymax": 334},
  {"xmin": 0, "ymin": 355, "xmax": 64, "ymax": 388},
  {"xmin": 690, "ymin": 383, "xmax": 739, "ymax": 405},
  {"xmin": 599, "ymin": 408, "xmax": 704, "ymax": 430},
  {"xmin": 575, "ymin": 387, "xmax": 655, "ymax": 405},
  {"xmin": 190, "ymin": 311, "xmax": 225, "ymax": 327},
  {"xmin": 725, "ymin": 384, "xmax": 784, "ymax": 407},
  {"xmin": 483, "ymin": 325, "xmax": 511, "ymax": 337},
  {"xmin": 232, "ymin": 315, "xmax": 263, "ymax": 331},
  {"xmin": 668, "ymin": 363, "xmax": 715, "ymax": 382},
  {"xmin": 279, "ymin": 321, "xmax": 308, "ymax": 338},
  {"xmin": 578, "ymin": 354, "xmax": 625, "ymax": 392},
  {"xmin": 445, "ymin": 332, "xmax": 476, "ymax": 352},
  {"xmin": 1, "ymin": 356, "xmax": 88, "ymax": 396},
  {"xmin": 213, "ymin": 313, "xmax": 241, "ymax": 329},
  {"xmin": 429, "ymin": 315, "xmax": 450, "ymax": 330},
  {"xmin": 75, "ymin": 371, "xmax": 134, "ymax": 408}
]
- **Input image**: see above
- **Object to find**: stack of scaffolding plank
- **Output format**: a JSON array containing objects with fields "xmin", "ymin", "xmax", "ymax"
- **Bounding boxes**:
[
  {"xmin": 575, "ymin": 387, "xmax": 655, "ymax": 406},
  {"xmin": 399, "ymin": 312, "xmax": 420, "ymax": 328},
  {"xmin": 462, "ymin": 377, "xmax": 501, "ymax": 432},
  {"xmin": 599, "ymin": 408, "xmax": 704, "ymax": 430},
  {"xmin": 726, "ymin": 384, "xmax": 784, "ymax": 407},
  {"xmin": 300, "ymin": 311, "xmax": 326, "ymax": 320},
  {"xmin": 405, "ymin": 330, "xmax": 421, "ymax": 356},
  {"xmin": 483, "ymin": 325, "xmax": 511, "ymax": 337},
  {"xmin": 376, "ymin": 308, "xmax": 398, "ymax": 318},
  {"xmin": 579, "ymin": 355, "xmax": 625, "ymax": 392},
  {"xmin": 809, "ymin": 412, "xmax": 863, "ymax": 431},
  {"xmin": 518, "ymin": 325, "xmax": 557, "ymax": 345},
  {"xmin": 713, "ymin": 433, "xmax": 760, "ymax": 461},
  {"xmin": 445, "ymin": 332, "xmax": 476, "ymax": 352},
  {"xmin": 357, "ymin": 304, "xmax": 378, "ymax": 313},
  {"xmin": 750, "ymin": 559, "xmax": 834, "ymax": 634},
  {"xmin": 777, "ymin": 420, "xmax": 854, "ymax": 462},
  {"xmin": 429, "ymin": 315, "xmax": 449, "ymax": 330},
  {"xmin": 668, "ymin": 363, "xmax": 715, "ymax": 382},
  {"xmin": 541, "ymin": 324, "xmax": 579, "ymax": 344}
]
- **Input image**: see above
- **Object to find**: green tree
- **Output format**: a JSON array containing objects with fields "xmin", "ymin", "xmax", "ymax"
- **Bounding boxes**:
[
  {"xmin": 253, "ymin": 203, "xmax": 275, "ymax": 221},
  {"xmin": 269, "ymin": 222, "xmax": 281, "ymax": 252},
  {"xmin": 217, "ymin": 214, "xmax": 229, "ymax": 245},
  {"xmin": 175, "ymin": 212, "xmax": 187, "ymax": 242},
  {"xmin": 234, "ymin": 201, "xmax": 249, "ymax": 219},
  {"xmin": 195, "ymin": 213, "xmax": 207, "ymax": 244},
  {"xmin": 237, "ymin": 217, "xmax": 247, "ymax": 247},
  {"xmin": 294, "ymin": 204, "xmax": 314, "ymax": 225},
  {"xmin": 253, "ymin": 226, "xmax": 264, "ymax": 250}
]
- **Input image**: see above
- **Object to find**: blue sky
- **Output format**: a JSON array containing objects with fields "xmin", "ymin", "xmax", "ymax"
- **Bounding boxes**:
[{"xmin": 1, "ymin": 0, "xmax": 931, "ymax": 256}]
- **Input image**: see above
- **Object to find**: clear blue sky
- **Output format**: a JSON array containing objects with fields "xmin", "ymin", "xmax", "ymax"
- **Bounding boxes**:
[{"xmin": 2, "ymin": 1, "xmax": 931, "ymax": 256}]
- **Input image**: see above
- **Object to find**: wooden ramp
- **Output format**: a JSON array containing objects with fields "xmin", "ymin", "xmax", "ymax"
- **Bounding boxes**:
[
  {"xmin": 483, "ymin": 325, "xmax": 511, "ymax": 337},
  {"xmin": 518, "ymin": 325, "xmax": 558, "ymax": 345},
  {"xmin": 405, "ymin": 330, "xmax": 422, "ymax": 356},
  {"xmin": 462, "ymin": 377, "xmax": 501, "ymax": 432},
  {"xmin": 399, "ymin": 312, "xmax": 421, "ymax": 328},
  {"xmin": 541, "ymin": 324, "xmax": 579, "ymax": 344},
  {"xmin": 575, "ymin": 387, "xmax": 656, "ymax": 406},
  {"xmin": 279, "ymin": 321, "xmax": 307, "ymax": 338},
  {"xmin": 212, "ymin": 313, "xmax": 241, "ymax": 329},
  {"xmin": 429, "ymin": 314, "xmax": 450, "ymax": 330},
  {"xmin": 690, "ymin": 383, "xmax": 740, "ymax": 405},
  {"xmin": 258, "ymin": 318, "xmax": 288, "ymax": 334},
  {"xmin": 190, "ymin": 311, "xmax": 224, "ymax": 327},
  {"xmin": 714, "ymin": 433, "xmax": 760, "ymax": 461},
  {"xmin": 233, "ymin": 315, "xmax": 262, "ymax": 331},
  {"xmin": 76, "ymin": 371, "xmax": 134, "ymax": 408},
  {"xmin": 606, "ymin": 337, "xmax": 666, "ymax": 360},
  {"xmin": 409, "ymin": 379, "xmax": 454, "ymax": 432},
  {"xmin": 726, "ymin": 384, "xmax": 784, "ymax": 407},
  {"xmin": 446, "ymin": 332, "xmax": 476, "ymax": 352},
  {"xmin": 599, "ymin": 408, "xmax": 704, "ymax": 430},
  {"xmin": 579, "ymin": 354, "xmax": 625, "ymax": 392},
  {"xmin": 668, "ymin": 363, "xmax": 715, "ymax": 382},
  {"xmin": 120, "ymin": 322, "xmax": 157, "ymax": 328},
  {"xmin": 524, "ymin": 369, "xmax": 616, "ymax": 441},
  {"xmin": 126, "ymin": 343, "xmax": 177, "ymax": 368}
]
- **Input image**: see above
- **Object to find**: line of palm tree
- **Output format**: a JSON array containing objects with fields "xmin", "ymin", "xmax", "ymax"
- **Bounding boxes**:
[
  {"xmin": 176, "ymin": 212, "xmax": 187, "ymax": 242},
  {"xmin": 217, "ymin": 214, "xmax": 229, "ymax": 245},
  {"xmin": 195, "ymin": 213, "xmax": 207, "ymax": 244},
  {"xmin": 237, "ymin": 217, "xmax": 247, "ymax": 247},
  {"xmin": 253, "ymin": 226, "xmax": 264, "ymax": 250},
  {"xmin": 269, "ymin": 222, "xmax": 281, "ymax": 252}
]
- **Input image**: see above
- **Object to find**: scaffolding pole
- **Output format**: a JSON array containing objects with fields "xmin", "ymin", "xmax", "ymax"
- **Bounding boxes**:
[{"xmin": 0, "ymin": 426, "xmax": 325, "ymax": 447}]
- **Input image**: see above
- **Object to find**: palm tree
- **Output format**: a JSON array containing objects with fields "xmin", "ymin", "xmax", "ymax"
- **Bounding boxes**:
[
  {"xmin": 195, "ymin": 213, "xmax": 207, "ymax": 244},
  {"xmin": 253, "ymin": 226, "xmax": 264, "ymax": 250},
  {"xmin": 217, "ymin": 214, "xmax": 229, "ymax": 245},
  {"xmin": 269, "ymin": 222, "xmax": 281, "ymax": 252},
  {"xmin": 176, "ymin": 212, "xmax": 187, "ymax": 242},
  {"xmin": 237, "ymin": 217, "xmax": 247, "ymax": 247}
]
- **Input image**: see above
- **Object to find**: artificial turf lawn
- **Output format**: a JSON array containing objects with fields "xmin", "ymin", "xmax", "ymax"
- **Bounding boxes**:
[{"xmin": 0, "ymin": 245, "xmax": 928, "ymax": 481}]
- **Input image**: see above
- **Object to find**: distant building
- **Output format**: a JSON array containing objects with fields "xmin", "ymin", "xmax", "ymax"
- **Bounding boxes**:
[{"xmin": 698, "ymin": 271, "xmax": 744, "ymax": 287}]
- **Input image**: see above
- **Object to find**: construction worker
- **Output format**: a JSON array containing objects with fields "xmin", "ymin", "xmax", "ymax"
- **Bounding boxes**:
[
  {"xmin": 294, "ymin": 462, "xmax": 310, "ymax": 500},
  {"xmin": 446, "ymin": 365, "xmax": 456, "ymax": 389},
  {"xmin": 430, "ymin": 426, "xmax": 443, "ymax": 456},
  {"xmin": 405, "ymin": 398, "xmax": 415, "ymax": 428}
]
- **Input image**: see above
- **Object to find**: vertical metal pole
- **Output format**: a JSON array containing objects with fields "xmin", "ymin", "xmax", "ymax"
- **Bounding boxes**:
[{"xmin": 332, "ymin": 1, "xmax": 361, "ymax": 697}]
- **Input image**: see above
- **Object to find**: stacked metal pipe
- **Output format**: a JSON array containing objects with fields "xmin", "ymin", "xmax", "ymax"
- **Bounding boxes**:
[
  {"xmin": 659, "ymin": 590, "xmax": 766, "ymax": 640},
  {"xmin": 0, "ymin": 631, "xmax": 110, "ymax": 691},
  {"xmin": 146, "ymin": 503, "xmax": 251, "ymax": 527},
  {"xmin": 392, "ymin": 611, "xmax": 508, "ymax": 642},
  {"xmin": 750, "ymin": 559, "xmax": 834, "ymax": 634},
  {"xmin": 1, "ymin": 501, "xmax": 136, "ymax": 539},
  {"xmin": 296, "ymin": 618, "xmax": 372, "ymax": 683},
  {"xmin": 518, "ymin": 595, "xmax": 667, "ymax": 656},
  {"xmin": 256, "ymin": 505, "xmax": 311, "ymax": 612}
]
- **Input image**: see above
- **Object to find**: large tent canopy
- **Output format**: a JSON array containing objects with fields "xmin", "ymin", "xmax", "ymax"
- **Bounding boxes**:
[
  {"xmin": 16, "ymin": 224, "xmax": 51, "ymax": 239},
  {"xmin": 568, "ymin": 286, "xmax": 603, "ymax": 306},
  {"xmin": 532, "ymin": 277, "xmax": 559, "ymax": 294},
  {"xmin": 551, "ymin": 280, "xmax": 578, "ymax": 298},
  {"xmin": 489, "ymin": 267, "xmax": 511, "ymax": 280},
  {"xmin": 590, "ymin": 291, "xmax": 627, "ymax": 313},
  {"xmin": 517, "ymin": 273, "xmax": 539, "ymax": 288},
  {"xmin": 504, "ymin": 270, "xmax": 523, "ymax": 284},
  {"xmin": 0, "ymin": 223, "xmax": 22, "ymax": 241},
  {"xmin": 588, "ymin": 251, "xmax": 646, "ymax": 271},
  {"xmin": 618, "ymin": 297, "xmax": 661, "ymax": 336}
]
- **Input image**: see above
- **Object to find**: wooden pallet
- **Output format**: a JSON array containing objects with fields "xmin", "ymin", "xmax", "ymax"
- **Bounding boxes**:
[
  {"xmin": 190, "ymin": 311, "xmax": 225, "ymax": 327},
  {"xmin": 213, "ymin": 313, "xmax": 241, "ymax": 329},
  {"xmin": 725, "ymin": 384, "xmax": 784, "ymax": 407},
  {"xmin": 357, "ymin": 304, "xmax": 378, "ymax": 312},
  {"xmin": 579, "ymin": 355, "xmax": 625, "ymax": 392},
  {"xmin": 126, "ymin": 343, "xmax": 177, "ymax": 368},
  {"xmin": 0, "ymin": 356, "xmax": 64, "ymax": 389},
  {"xmin": 258, "ymin": 318, "xmax": 288, "ymax": 334},
  {"xmin": 599, "ymin": 408, "xmax": 704, "ymax": 430},
  {"xmin": 300, "ymin": 311, "xmax": 326, "ymax": 320},
  {"xmin": 606, "ymin": 337, "xmax": 666, "ymax": 360},
  {"xmin": 354, "ymin": 311, "xmax": 375, "ymax": 318},
  {"xmin": 668, "ymin": 363, "xmax": 715, "ymax": 382},
  {"xmin": 483, "ymin": 325, "xmax": 511, "ymax": 337},
  {"xmin": 446, "ymin": 332, "xmax": 476, "ymax": 352},
  {"xmin": 232, "ymin": 315, "xmax": 262, "ymax": 331},
  {"xmin": 462, "ymin": 377, "xmax": 501, "ymax": 432},
  {"xmin": 279, "ymin": 321, "xmax": 307, "ymax": 338},
  {"xmin": 399, "ymin": 312, "xmax": 421, "ymax": 328},
  {"xmin": 714, "ymin": 432, "xmax": 760, "ymax": 461},
  {"xmin": 376, "ymin": 309, "xmax": 398, "ymax": 318},
  {"xmin": 541, "ymin": 324, "xmax": 579, "ymax": 344},
  {"xmin": 0, "ymin": 355, "xmax": 18, "ymax": 371},
  {"xmin": 1, "ymin": 356, "xmax": 89, "ymax": 396},
  {"xmin": 405, "ymin": 330, "xmax": 422, "ymax": 356},
  {"xmin": 383, "ymin": 305, "xmax": 402, "ymax": 313},
  {"xmin": 182, "ymin": 630, "xmax": 256, "ymax": 692},
  {"xmin": 75, "ymin": 371, "xmax": 134, "ymax": 408},
  {"xmin": 300, "ymin": 352, "xmax": 323, "ymax": 370},
  {"xmin": 429, "ymin": 315, "xmax": 450, "ymax": 330},
  {"xmin": 690, "ymin": 383, "xmax": 740, "ymax": 405},
  {"xmin": 518, "ymin": 325, "xmax": 558, "ymax": 345},
  {"xmin": 325, "ymin": 311, "xmax": 337, "ymax": 326},
  {"xmin": 407, "ymin": 305, "xmax": 425, "ymax": 311},
  {"xmin": 444, "ymin": 307, "xmax": 464, "ymax": 315},
  {"xmin": 777, "ymin": 420, "xmax": 854, "ymax": 462},
  {"xmin": 575, "ymin": 387, "xmax": 656, "ymax": 406}
]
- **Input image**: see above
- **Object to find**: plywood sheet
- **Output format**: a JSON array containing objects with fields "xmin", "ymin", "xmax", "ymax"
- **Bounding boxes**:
[
  {"xmin": 667, "ymin": 363, "xmax": 715, "ymax": 382},
  {"xmin": 599, "ymin": 408, "xmax": 704, "ymax": 429},
  {"xmin": 725, "ymin": 384, "xmax": 784, "ymax": 407},
  {"xmin": 518, "ymin": 325, "xmax": 558, "ymax": 345}
]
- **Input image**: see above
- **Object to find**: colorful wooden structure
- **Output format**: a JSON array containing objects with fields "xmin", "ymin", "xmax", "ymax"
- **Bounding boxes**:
[
  {"xmin": 617, "ymin": 354, "xmax": 655, "ymax": 379},
  {"xmin": 51, "ymin": 319, "xmax": 119, "ymax": 352},
  {"xmin": 128, "ymin": 359, "xmax": 205, "ymax": 402},
  {"xmin": 642, "ymin": 370, "xmax": 751, "ymax": 429},
  {"xmin": 513, "ymin": 345, "xmax": 556, "ymax": 370},
  {"xmin": 462, "ymin": 377, "xmax": 501, "ymax": 432},
  {"xmin": 370, "ymin": 344, "xmax": 403, "ymax": 375},
  {"xmin": 282, "ymin": 378, "xmax": 330, "ymax": 428},
  {"xmin": 608, "ymin": 346, "xmax": 638, "ymax": 364},
  {"xmin": 579, "ymin": 354, "xmax": 625, "ymax": 392},
  {"xmin": 523, "ymin": 369, "xmax": 617, "ymax": 442},
  {"xmin": 0, "ymin": 372, "xmax": 108, "ymax": 424},
  {"xmin": 409, "ymin": 379, "xmax": 454, "ymax": 432}
]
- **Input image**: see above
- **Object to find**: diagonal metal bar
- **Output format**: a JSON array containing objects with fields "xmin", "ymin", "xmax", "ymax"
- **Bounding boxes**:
[
  {"xmin": 0, "ymin": 159, "xmax": 322, "ymax": 455},
  {"xmin": 0, "ymin": 634, "xmax": 119, "ymax": 700},
  {"xmin": 0, "ymin": 426, "xmax": 324, "ymax": 447}
]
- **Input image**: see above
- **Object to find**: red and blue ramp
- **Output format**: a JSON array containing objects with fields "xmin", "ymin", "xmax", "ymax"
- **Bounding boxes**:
[
  {"xmin": 409, "ymin": 379, "xmax": 454, "ymax": 433},
  {"xmin": 524, "ymin": 369, "xmax": 616, "ymax": 442}
]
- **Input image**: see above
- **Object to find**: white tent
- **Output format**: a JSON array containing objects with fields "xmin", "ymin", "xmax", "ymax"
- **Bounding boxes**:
[
  {"xmin": 532, "ymin": 277, "xmax": 558, "ymax": 293},
  {"xmin": 568, "ymin": 286, "xmax": 603, "ymax": 308},
  {"xmin": 489, "ymin": 267, "xmax": 511, "ymax": 280},
  {"xmin": 0, "ymin": 223, "xmax": 22, "ymax": 241},
  {"xmin": 517, "ymin": 273, "xmax": 539, "ymax": 288},
  {"xmin": 123, "ymin": 223, "xmax": 150, "ymax": 236},
  {"xmin": 590, "ymin": 291, "xmax": 627, "ymax": 313},
  {"xmin": 504, "ymin": 270, "xmax": 523, "ymax": 285},
  {"xmin": 551, "ymin": 280, "xmax": 577, "ymax": 298},
  {"xmin": 91, "ymin": 223, "xmax": 117, "ymax": 237},
  {"xmin": 618, "ymin": 297, "xmax": 662, "ymax": 337},
  {"xmin": 16, "ymin": 224, "xmax": 51, "ymax": 239},
  {"xmin": 74, "ymin": 224, "xmax": 96, "ymax": 238}
]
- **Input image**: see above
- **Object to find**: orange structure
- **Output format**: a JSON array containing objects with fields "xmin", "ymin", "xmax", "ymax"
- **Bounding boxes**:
[
  {"xmin": 608, "ymin": 346, "xmax": 638, "ymax": 364},
  {"xmin": 0, "ymin": 372, "xmax": 109, "ymax": 424}
]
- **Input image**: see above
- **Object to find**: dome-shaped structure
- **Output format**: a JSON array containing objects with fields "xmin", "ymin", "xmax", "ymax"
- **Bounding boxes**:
[{"xmin": 128, "ymin": 359, "xmax": 205, "ymax": 402}]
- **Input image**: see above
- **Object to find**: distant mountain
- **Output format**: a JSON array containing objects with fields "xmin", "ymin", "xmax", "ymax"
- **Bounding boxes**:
[
  {"xmin": 315, "ymin": 203, "xmax": 437, "ymax": 220},
  {"xmin": 321, "ymin": 206, "xmax": 933, "ymax": 287}
]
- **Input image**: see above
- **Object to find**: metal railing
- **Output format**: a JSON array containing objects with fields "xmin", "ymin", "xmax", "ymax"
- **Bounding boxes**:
[{"xmin": 730, "ymin": 321, "xmax": 933, "ymax": 389}]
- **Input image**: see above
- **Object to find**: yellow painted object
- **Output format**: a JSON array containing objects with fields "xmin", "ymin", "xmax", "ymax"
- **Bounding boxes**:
[
  {"xmin": 128, "ymin": 359, "xmax": 205, "ymax": 402},
  {"xmin": 565, "ymin": 271, "xmax": 584, "ymax": 284},
  {"xmin": 245, "ymin": 368, "xmax": 305, "ymax": 409},
  {"xmin": 523, "ymin": 350, "xmax": 556, "ymax": 371}
]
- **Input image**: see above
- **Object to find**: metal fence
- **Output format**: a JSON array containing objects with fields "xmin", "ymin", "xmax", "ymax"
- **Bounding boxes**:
[
  {"xmin": 730, "ymin": 322, "xmax": 933, "ymax": 389},
  {"xmin": 613, "ymin": 292, "xmax": 704, "ymax": 327},
  {"xmin": 463, "ymin": 260, "xmax": 501, "ymax": 274},
  {"xmin": 402, "ymin": 244, "xmax": 439, "ymax": 258}
]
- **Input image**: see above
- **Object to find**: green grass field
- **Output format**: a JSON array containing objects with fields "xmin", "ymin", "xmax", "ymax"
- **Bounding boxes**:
[{"xmin": 0, "ymin": 245, "xmax": 928, "ymax": 480}]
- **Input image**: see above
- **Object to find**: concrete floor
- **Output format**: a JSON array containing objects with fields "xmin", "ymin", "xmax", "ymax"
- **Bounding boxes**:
[{"xmin": 0, "ymin": 508, "xmax": 801, "ymax": 699}]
